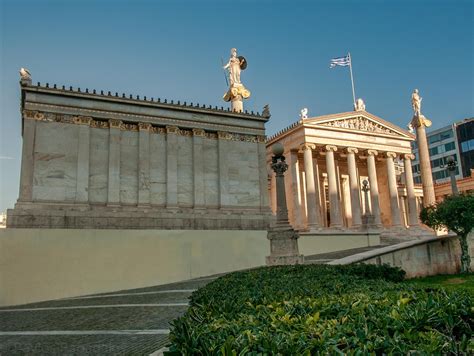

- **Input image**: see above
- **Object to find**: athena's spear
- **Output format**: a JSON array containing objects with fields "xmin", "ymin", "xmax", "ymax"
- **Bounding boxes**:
[{"xmin": 221, "ymin": 57, "xmax": 229, "ymax": 87}]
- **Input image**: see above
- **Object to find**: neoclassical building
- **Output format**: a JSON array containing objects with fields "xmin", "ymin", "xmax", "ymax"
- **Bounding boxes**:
[
  {"xmin": 7, "ymin": 78, "xmax": 272, "ymax": 229},
  {"xmin": 266, "ymin": 110, "xmax": 423, "ymax": 233}
]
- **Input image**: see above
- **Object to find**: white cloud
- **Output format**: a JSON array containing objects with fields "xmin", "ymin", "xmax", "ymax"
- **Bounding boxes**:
[{"xmin": 0, "ymin": 156, "xmax": 15, "ymax": 160}]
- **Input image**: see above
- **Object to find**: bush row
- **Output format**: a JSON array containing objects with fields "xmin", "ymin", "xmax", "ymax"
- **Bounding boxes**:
[{"xmin": 167, "ymin": 265, "xmax": 473, "ymax": 354}]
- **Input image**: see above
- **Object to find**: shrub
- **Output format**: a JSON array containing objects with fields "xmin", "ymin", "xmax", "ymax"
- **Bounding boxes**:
[
  {"xmin": 420, "ymin": 194, "xmax": 474, "ymax": 273},
  {"xmin": 167, "ymin": 265, "xmax": 473, "ymax": 354}
]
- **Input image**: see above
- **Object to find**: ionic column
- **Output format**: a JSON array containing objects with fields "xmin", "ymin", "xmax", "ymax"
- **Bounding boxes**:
[
  {"xmin": 300, "ymin": 143, "xmax": 319, "ymax": 228},
  {"xmin": 346, "ymin": 147, "xmax": 362, "ymax": 227},
  {"xmin": 386, "ymin": 152, "xmax": 402, "ymax": 227},
  {"xmin": 403, "ymin": 153, "xmax": 419, "ymax": 226},
  {"xmin": 107, "ymin": 119, "xmax": 122, "ymax": 206},
  {"xmin": 18, "ymin": 113, "xmax": 37, "ymax": 202},
  {"xmin": 75, "ymin": 117, "xmax": 92, "ymax": 203},
  {"xmin": 413, "ymin": 118, "xmax": 436, "ymax": 206},
  {"xmin": 325, "ymin": 145, "xmax": 342, "ymax": 227},
  {"xmin": 313, "ymin": 159, "xmax": 324, "ymax": 226},
  {"xmin": 166, "ymin": 126, "xmax": 179, "ymax": 208},
  {"xmin": 288, "ymin": 151, "xmax": 304, "ymax": 229},
  {"xmin": 366, "ymin": 150, "xmax": 381, "ymax": 225},
  {"xmin": 192, "ymin": 128, "xmax": 205, "ymax": 208},
  {"xmin": 138, "ymin": 123, "xmax": 152, "ymax": 206}
]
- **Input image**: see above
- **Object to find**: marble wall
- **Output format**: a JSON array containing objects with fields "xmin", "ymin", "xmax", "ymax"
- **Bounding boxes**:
[{"xmin": 10, "ymin": 84, "xmax": 271, "ymax": 229}]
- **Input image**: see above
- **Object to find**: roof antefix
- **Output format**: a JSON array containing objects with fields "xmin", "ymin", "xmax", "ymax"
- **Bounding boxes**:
[{"xmin": 22, "ymin": 81, "xmax": 270, "ymax": 120}]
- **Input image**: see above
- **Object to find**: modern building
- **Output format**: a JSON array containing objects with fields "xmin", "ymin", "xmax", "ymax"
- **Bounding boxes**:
[
  {"xmin": 411, "ymin": 118, "xmax": 474, "ymax": 185},
  {"xmin": 456, "ymin": 118, "xmax": 474, "ymax": 178}
]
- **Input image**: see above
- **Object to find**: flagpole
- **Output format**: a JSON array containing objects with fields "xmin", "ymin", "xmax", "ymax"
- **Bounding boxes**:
[{"xmin": 348, "ymin": 52, "xmax": 356, "ymax": 108}]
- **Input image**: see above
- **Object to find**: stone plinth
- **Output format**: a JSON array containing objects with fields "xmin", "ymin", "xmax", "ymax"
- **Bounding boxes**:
[{"xmin": 266, "ymin": 226, "xmax": 304, "ymax": 265}]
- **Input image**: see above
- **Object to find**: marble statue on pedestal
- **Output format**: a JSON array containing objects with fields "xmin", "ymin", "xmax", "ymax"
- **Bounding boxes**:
[
  {"xmin": 19, "ymin": 68, "xmax": 32, "ymax": 85},
  {"xmin": 354, "ymin": 98, "xmax": 366, "ymax": 111},
  {"xmin": 409, "ymin": 88, "xmax": 435, "ymax": 206},
  {"xmin": 300, "ymin": 108, "xmax": 308, "ymax": 120},
  {"xmin": 411, "ymin": 89, "xmax": 422, "ymax": 117},
  {"xmin": 222, "ymin": 48, "xmax": 250, "ymax": 112}
]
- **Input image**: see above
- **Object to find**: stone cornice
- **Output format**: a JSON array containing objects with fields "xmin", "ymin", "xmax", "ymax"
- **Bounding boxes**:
[{"xmin": 21, "ymin": 83, "xmax": 269, "ymax": 121}]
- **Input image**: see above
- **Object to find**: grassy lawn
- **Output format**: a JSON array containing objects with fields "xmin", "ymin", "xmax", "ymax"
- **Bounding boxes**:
[{"xmin": 404, "ymin": 273, "xmax": 474, "ymax": 293}]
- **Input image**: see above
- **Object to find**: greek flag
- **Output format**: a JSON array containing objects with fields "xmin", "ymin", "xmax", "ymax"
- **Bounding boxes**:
[{"xmin": 330, "ymin": 55, "xmax": 351, "ymax": 68}]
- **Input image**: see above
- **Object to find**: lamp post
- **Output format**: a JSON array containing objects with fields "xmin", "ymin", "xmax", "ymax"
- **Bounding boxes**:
[
  {"xmin": 266, "ymin": 143, "xmax": 304, "ymax": 266},
  {"xmin": 445, "ymin": 156, "xmax": 459, "ymax": 196}
]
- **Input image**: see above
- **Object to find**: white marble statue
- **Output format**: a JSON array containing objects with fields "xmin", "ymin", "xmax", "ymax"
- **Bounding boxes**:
[
  {"xmin": 411, "ymin": 89, "xmax": 422, "ymax": 116},
  {"xmin": 354, "ymin": 98, "xmax": 366, "ymax": 111},
  {"xmin": 19, "ymin": 67, "xmax": 31, "ymax": 80},
  {"xmin": 223, "ymin": 48, "xmax": 243, "ymax": 86},
  {"xmin": 300, "ymin": 108, "xmax": 308, "ymax": 120}
]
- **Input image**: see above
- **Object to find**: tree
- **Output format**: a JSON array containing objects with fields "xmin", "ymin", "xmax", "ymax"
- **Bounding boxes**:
[{"xmin": 420, "ymin": 194, "xmax": 474, "ymax": 273}]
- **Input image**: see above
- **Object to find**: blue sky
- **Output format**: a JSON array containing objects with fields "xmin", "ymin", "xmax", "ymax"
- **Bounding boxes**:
[{"xmin": 0, "ymin": 0, "xmax": 473, "ymax": 212}]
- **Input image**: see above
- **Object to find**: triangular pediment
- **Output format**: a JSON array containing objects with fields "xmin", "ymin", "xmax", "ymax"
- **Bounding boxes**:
[{"xmin": 303, "ymin": 111, "xmax": 415, "ymax": 139}]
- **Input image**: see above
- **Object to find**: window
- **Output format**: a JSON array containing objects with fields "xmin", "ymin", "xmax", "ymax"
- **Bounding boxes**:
[
  {"xmin": 429, "ymin": 146, "xmax": 439, "ymax": 156},
  {"xmin": 444, "ymin": 142, "xmax": 455, "ymax": 151},
  {"xmin": 440, "ymin": 130, "xmax": 453, "ymax": 140},
  {"xmin": 428, "ymin": 134, "xmax": 440, "ymax": 145},
  {"xmin": 461, "ymin": 139, "xmax": 474, "ymax": 153}
]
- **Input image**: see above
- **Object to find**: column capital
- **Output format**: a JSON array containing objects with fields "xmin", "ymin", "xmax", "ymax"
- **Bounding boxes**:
[
  {"xmin": 109, "ymin": 119, "xmax": 122, "ymax": 129},
  {"xmin": 138, "ymin": 122, "xmax": 152, "ymax": 131},
  {"xmin": 367, "ymin": 149, "xmax": 378, "ymax": 156},
  {"xmin": 403, "ymin": 153, "xmax": 415, "ymax": 161},
  {"xmin": 386, "ymin": 151, "xmax": 398, "ymax": 159},
  {"xmin": 325, "ymin": 145, "xmax": 338, "ymax": 152},
  {"xmin": 192, "ymin": 128, "xmax": 206, "ymax": 137},
  {"xmin": 166, "ymin": 126, "xmax": 179, "ymax": 134},
  {"xmin": 346, "ymin": 147, "xmax": 358, "ymax": 154},
  {"xmin": 299, "ymin": 143, "xmax": 316, "ymax": 152}
]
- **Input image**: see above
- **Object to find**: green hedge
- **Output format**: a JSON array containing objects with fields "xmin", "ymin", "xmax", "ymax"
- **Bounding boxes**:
[{"xmin": 167, "ymin": 265, "xmax": 473, "ymax": 354}]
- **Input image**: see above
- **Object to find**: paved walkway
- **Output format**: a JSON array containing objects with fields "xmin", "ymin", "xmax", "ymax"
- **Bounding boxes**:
[{"xmin": 0, "ymin": 276, "xmax": 218, "ymax": 355}]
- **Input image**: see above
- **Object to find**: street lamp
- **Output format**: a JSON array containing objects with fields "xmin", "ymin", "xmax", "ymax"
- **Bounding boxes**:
[{"xmin": 444, "ymin": 156, "xmax": 459, "ymax": 195}]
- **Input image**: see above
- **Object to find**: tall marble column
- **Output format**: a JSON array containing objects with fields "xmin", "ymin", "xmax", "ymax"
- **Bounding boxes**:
[
  {"xmin": 166, "ymin": 126, "xmax": 179, "ymax": 208},
  {"xmin": 18, "ymin": 115, "xmax": 37, "ymax": 202},
  {"xmin": 75, "ymin": 117, "xmax": 91, "ymax": 203},
  {"xmin": 386, "ymin": 152, "xmax": 402, "ymax": 227},
  {"xmin": 412, "ymin": 117, "xmax": 436, "ymax": 206},
  {"xmin": 107, "ymin": 119, "xmax": 122, "ymax": 206},
  {"xmin": 192, "ymin": 128, "xmax": 205, "ymax": 208},
  {"xmin": 325, "ymin": 145, "xmax": 342, "ymax": 227},
  {"xmin": 288, "ymin": 151, "xmax": 304, "ymax": 229},
  {"xmin": 346, "ymin": 147, "xmax": 362, "ymax": 227},
  {"xmin": 366, "ymin": 150, "xmax": 381, "ymax": 225},
  {"xmin": 300, "ymin": 143, "xmax": 320, "ymax": 229},
  {"xmin": 403, "ymin": 153, "xmax": 419, "ymax": 226},
  {"xmin": 138, "ymin": 123, "xmax": 152, "ymax": 206},
  {"xmin": 313, "ymin": 158, "xmax": 323, "ymax": 226}
]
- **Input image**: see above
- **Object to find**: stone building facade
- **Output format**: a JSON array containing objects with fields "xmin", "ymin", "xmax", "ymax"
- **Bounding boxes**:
[
  {"xmin": 266, "ymin": 110, "xmax": 422, "ymax": 233},
  {"xmin": 7, "ymin": 81, "xmax": 271, "ymax": 229}
]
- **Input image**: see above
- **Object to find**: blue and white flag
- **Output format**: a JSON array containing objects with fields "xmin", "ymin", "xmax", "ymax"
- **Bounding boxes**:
[{"xmin": 330, "ymin": 55, "xmax": 351, "ymax": 68}]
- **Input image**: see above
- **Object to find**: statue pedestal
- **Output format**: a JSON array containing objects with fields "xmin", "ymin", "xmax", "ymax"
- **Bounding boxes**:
[
  {"xmin": 266, "ymin": 225, "xmax": 304, "ymax": 265},
  {"xmin": 231, "ymin": 95, "xmax": 243, "ymax": 113}
]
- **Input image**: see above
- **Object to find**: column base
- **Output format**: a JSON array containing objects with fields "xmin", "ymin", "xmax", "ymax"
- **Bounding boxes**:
[{"xmin": 266, "ymin": 226, "xmax": 304, "ymax": 265}]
